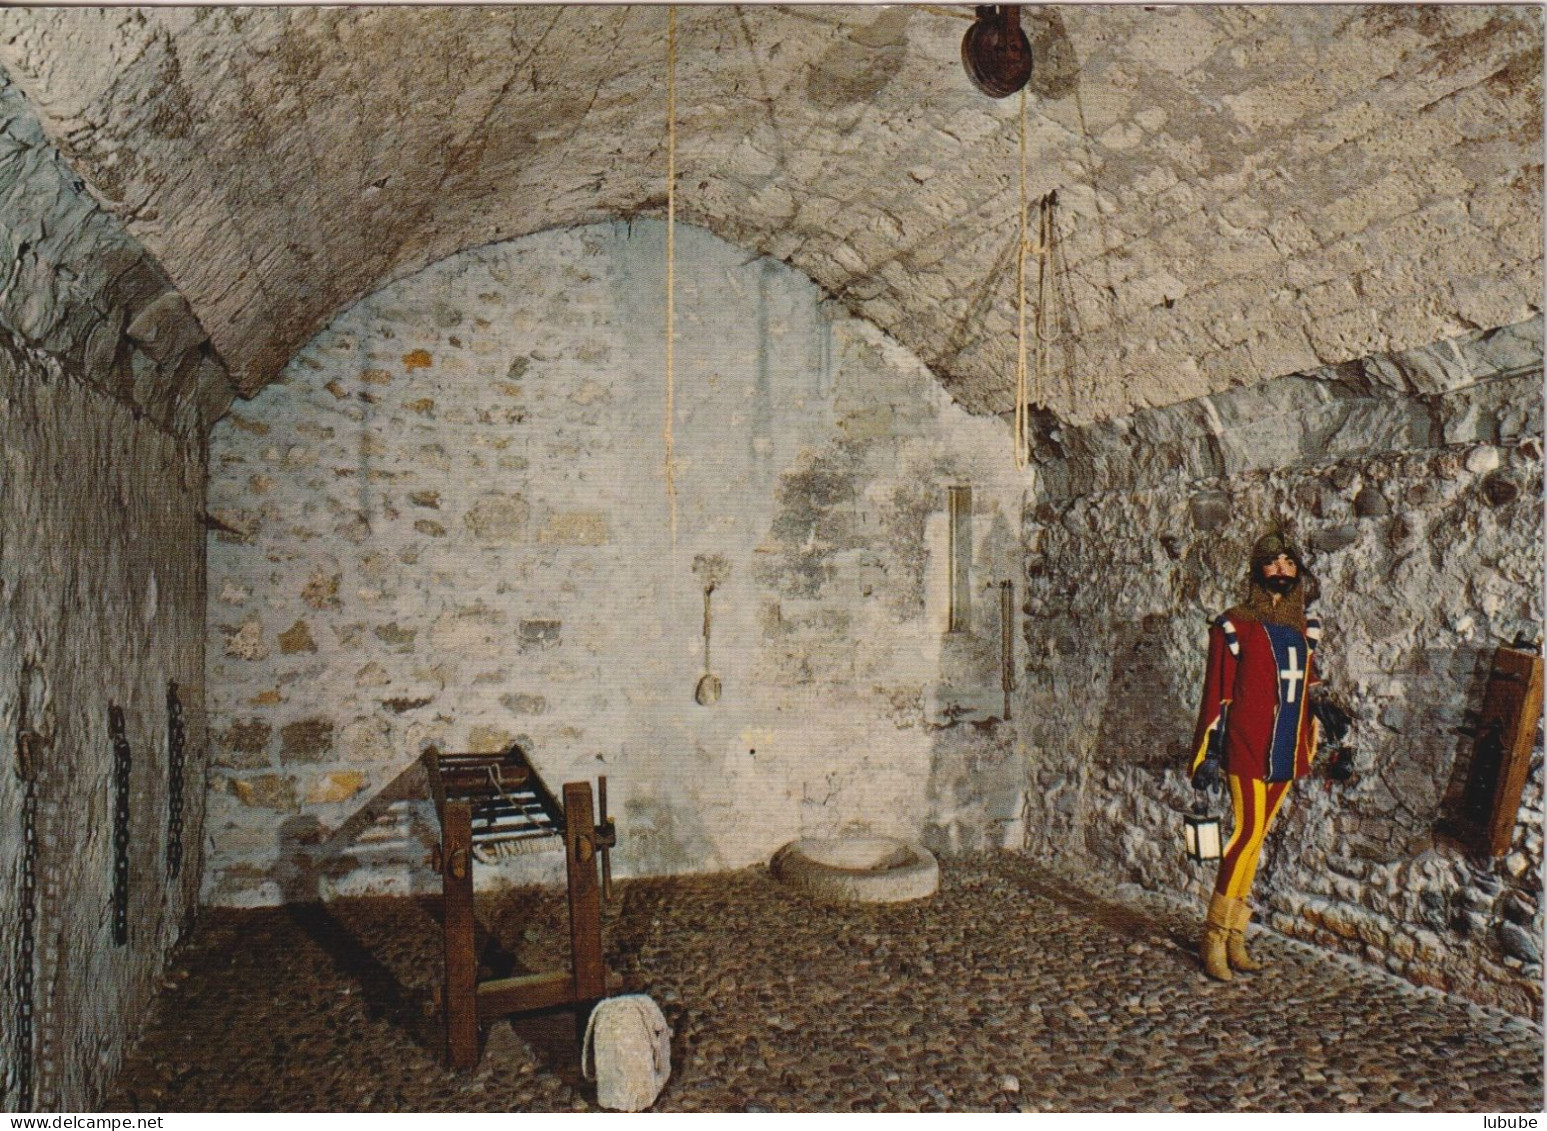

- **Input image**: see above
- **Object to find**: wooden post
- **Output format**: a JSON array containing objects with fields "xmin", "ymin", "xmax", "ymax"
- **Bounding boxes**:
[
  {"xmin": 564, "ymin": 781, "xmax": 605, "ymax": 1044},
  {"xmin": 442, "ymin": 798, "xmax": 479, "ymax": 1068},
  {"xmin": 947, "ymin": 486, "xmax": 972, "ymax": 633},
  {"xmin": 598, "ymin": 775, "xmax": 613, "ymax": 903},
  {"xmin": 1000, "ymin": 579, "xmax": 1014, "ymax": 720}
]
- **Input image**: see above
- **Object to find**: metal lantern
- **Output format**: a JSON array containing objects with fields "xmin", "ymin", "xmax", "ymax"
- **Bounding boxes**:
[{"xmin": 1183, "ymin": 809, "xmax": 1223, "ymax": 863}]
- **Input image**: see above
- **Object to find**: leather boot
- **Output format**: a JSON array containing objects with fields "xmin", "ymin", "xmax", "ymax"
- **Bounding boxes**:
[
  {"xmin": 1226, "ymin": 897, "xmax": 1263, "ymax": 972},
  {"xmin": 1200, "ymin": 892, "xmax": 1232, "ymax": 982}
]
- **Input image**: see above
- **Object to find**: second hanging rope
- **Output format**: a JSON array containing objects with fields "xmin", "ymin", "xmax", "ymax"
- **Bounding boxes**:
[
  {"xmin": 1014, "ymin": 86, "xmax": 1061, "ymax": 472},
  {"xmin": 664, "ymin": 5, "xmax": 679, "ymax": 548}
]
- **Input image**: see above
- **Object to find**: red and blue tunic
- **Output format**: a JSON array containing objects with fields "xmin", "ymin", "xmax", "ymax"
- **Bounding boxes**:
[{"xmin": 1191, "ymin": 611, "xmax": 1322, "ymax": 783}]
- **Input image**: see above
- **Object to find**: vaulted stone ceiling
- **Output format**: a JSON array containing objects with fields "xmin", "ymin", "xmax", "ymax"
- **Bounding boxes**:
[{"xmin": 0, "ymin": 5, "xmax": 1539, "ymax": 425}]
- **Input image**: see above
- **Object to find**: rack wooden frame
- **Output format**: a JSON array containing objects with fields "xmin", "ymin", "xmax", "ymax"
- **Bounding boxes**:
[{"xmin": 423, "ymin": 744, "xmax": 616, "ymax": 1069}]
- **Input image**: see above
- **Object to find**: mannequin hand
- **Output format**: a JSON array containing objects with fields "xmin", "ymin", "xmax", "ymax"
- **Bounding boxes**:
[{"xmin": 1191, "ymin": 754, "xmax": 1222, "ymax": 792}]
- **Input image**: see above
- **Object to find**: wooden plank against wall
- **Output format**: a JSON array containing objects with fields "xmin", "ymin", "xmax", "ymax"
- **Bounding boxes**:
[
  {"xmin": 1452, "ymin": 647, "xmax": 1545, "ymax": 858},
  {"xmin": 1485, "ymin": 648, "xmax": 1544, "ymax": 857}
]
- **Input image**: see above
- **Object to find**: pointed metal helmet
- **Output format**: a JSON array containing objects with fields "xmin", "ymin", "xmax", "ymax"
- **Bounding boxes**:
[{"xmin": 1248, "ymin": 528, "xmax": 1305, "ymax": 574}]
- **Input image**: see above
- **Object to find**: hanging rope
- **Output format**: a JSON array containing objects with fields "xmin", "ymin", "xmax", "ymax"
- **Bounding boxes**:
[
  {"xmin": 664, "ymin": 6, "xmax": 679, "ymax": 548},
  {"xmin": 1014, "ymin": 87, "xmax": 1032, "ymax": 470},
  {"xmin": 1014, "ymin": 87, "xmax": 1060, "ymax": 471},
  {"xmin": 1035, "ymin": 189, "xmax": 1061, "ymax": 356},
  {"xmin": 1043, "ymin": 184, "xmax": 1078, "ymax": 407}
]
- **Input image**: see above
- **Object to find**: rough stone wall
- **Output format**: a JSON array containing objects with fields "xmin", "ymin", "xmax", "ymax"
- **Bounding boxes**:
[
  {"xmin": 0, "ymin": 73, "xmax": 233, "ymax": 435},
  {"xmin": 0, "ymin": 346, "xmax": 209, "ymax": 1111},
  {"xmin": 204, "ymin": 220, "xmax": 1024, "ymax": 906},
  {"xmin": 0, "ymin": 7, "xmax": 1537, "ymax": 420},
  {"xmin": 1018, "ymin": 320, "xmax": 1544, "ymax": 1018},
  {"xmin": 0, "ymin": 70, "xmax": 216, "ymax": 1113}
]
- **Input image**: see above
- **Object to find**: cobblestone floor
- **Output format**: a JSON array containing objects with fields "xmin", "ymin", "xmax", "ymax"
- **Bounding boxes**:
[{"xmin": 108, "ymin": 852, "xmax": 1543, "ymax": 1112}]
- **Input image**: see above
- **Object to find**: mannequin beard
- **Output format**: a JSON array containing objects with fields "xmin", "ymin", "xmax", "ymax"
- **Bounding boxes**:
[
  {"xmin": 1237, "ymin": 576, "xmax": 1308, "ymax": 630},
  {"xmin": 1261, "ymin": 574, "xmax": 1299, "ymax": 597}
]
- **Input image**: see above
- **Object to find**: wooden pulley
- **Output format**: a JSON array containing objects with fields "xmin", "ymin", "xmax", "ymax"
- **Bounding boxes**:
[{"xmin": 962, "ymin": 5, "xmax": 1033, "ymax": 98}]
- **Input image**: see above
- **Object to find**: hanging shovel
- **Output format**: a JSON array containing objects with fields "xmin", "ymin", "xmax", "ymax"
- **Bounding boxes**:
[{"xmin": 695, "ymin": 583, "xmax": 721, "ymax": 705}]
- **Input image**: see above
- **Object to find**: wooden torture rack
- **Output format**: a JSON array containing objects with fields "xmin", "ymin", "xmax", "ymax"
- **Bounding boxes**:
[{"xmin": 423, "ymin": 743, "xmax": 618, "ymax": 1068}]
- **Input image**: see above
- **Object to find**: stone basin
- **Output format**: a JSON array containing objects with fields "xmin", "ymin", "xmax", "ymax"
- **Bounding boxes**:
[{"xmin": 771, "ymin": 836, "xmax": 939, "ymax": 904}]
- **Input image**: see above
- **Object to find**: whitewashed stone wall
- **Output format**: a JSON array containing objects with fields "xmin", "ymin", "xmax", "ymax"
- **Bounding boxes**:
[
  {"xmin": 1017, "ymin": 321, "xmax": 1544, "ymax": 1018},
  {"xmin": 204, "ymin": 221, "xmax": 1024, "ymax": 905},
  {"xmin": 0, "ymin": 71, "xmax": 217, "ymax": 1112}
]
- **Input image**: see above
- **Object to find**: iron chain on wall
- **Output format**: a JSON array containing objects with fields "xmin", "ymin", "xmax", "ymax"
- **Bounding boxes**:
[
  {"xmin": 14, "ymin": 725, "xmax": 39, "ymax": 1112},
  {"xmin": 109, "ymin": 704, "xmax": 131, "ymax": 948},
  {"xmin": 165, "ymin": 683, "xmax": 185, "ymax": 881}
]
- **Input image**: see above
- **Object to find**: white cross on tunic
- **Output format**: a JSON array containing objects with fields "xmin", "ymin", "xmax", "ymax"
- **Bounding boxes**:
[{"xmin": 1280, "ymin": 647, "xmax": 1305, "ymax": 704}]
